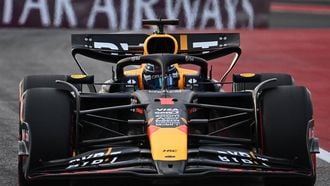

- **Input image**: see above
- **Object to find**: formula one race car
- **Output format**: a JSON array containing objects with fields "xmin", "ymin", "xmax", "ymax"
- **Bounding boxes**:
[{"xmin": 18, "ymin": 19, "xmax": 319, "ymax": 186}]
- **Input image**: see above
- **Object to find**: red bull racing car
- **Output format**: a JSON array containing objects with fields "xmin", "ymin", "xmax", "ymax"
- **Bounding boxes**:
[{"xmin": 18, "ymin": 19, "xmax": 319, "ymax": 186}]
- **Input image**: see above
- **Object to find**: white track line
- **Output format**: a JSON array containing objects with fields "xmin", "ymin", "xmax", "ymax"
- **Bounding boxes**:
[{"xmin": 317, "ymin": 148, "xmax": 330, "ymax": 163}]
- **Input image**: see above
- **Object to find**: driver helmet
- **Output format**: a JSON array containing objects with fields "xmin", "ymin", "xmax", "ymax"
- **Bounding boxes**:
[{"xmin": 143, "ymin": 63, "xmax": 179, "ymax": 89}]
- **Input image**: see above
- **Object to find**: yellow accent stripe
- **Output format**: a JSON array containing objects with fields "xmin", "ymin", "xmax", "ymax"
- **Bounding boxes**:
[
  {"xmin": 180, "ymin": 35, "xmax": 188, "ymax": 51},
  {"xmin": 106, "ymin": 147, "xmax": 112, "ymax": 155},
  {"xmin": 240, "ymin": 73, "xmax": 255, "ymax": 78},
  {"xmin": 250, "ymin": 151, "xmax": 256, "ymax": 159},
  {"xmin": 70, "ymin": 74, "xmax": 87, "ymax": 79},
  {"xmin": 105, "ymin": 147, "xmax": 112, "ymax": 162},
  {"xmin": 143, "ymin": 34, "xmax": 178, "ymax": 54}
]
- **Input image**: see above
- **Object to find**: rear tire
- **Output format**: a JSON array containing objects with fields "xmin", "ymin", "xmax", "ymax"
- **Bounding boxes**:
[
  {"xmin": 261, "ymin": 86, "xmax": 315, "ymax": 186},
  {"xmin": 19, "ymin": 88, "xmax": 73, "ymax": 186}
]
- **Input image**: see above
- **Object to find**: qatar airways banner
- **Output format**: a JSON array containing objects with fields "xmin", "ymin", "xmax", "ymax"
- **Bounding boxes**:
[{"xmin": 0, "ymin": 0, "xmax": 270, "ymax": 30}]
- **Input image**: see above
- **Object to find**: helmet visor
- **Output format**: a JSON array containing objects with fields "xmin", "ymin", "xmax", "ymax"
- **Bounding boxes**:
[{"xmin": 145, "ymin": 75, "xmax": 176, "ymax": 89}]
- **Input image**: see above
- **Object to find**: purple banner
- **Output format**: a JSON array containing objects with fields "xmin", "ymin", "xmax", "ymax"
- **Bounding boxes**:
[{"xmin": 0, "ymin": 0, "xmax": 270, "ymax": 29}]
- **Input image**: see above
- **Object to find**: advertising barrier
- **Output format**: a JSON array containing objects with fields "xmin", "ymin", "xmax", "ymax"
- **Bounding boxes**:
[{"xmin": 0, "ymin": 0, "xmax": 270, "ymax": 30}]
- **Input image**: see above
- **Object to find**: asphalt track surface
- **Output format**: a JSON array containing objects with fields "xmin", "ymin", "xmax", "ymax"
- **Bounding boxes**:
[{"xmin": 0, "ymin": 27, "xmax": 329, "ymax": 186}]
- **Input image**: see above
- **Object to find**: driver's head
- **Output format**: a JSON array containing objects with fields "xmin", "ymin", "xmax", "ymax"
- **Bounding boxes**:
[{"xmin": 143, "ymin": 63, "xmax": 179, "ymax": 89}]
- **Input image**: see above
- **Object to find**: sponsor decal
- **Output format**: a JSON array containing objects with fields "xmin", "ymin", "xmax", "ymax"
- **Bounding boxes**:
[
  {"xmin": 93, "ymin": 42, "xmax": 139, "ymax": 51},
  {"xmin": 0, "ymin": 0, "xmax": 270, "ymax": 29},
  {"xmin": 154, "ymin": 108, "xmax": 180, "ymax": 127},
  {"xmin": 93, "ymin": 39, "xmax": 232, "ymax": 52},
  {"xmin": 66, "ymin": 148, "xmax": 120, "ymax": 169},
  {"xmin": 217, "ymin": 149, "xmax": 270, "ymax": 167}
]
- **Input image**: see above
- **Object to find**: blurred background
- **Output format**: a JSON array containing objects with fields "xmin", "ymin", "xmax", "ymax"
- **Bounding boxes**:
[
  {"xmin": 1, "ymin": 0, "xmax": 330, "ymax": 28},
  {"xmin": 271, "ymin": 0, "xmax": 330, "ymax": 28},
  {"xmin": 0, "ymin": 0, "xmax": 329, "ymax": 185}
]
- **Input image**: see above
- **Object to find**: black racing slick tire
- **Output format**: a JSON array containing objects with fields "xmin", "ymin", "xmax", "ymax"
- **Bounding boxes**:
[
  {"xmin": 18, "ymin": 88, "xmax": 73, "ymax": 186},
  {"xmin": 233, "ymin": 73, "xmax": 294, "ymax": 92},
  {"xmin": 260, "ymin": 86, "xmax": 315, "ymax": 186},
  {"xmin": 19, "ymin": 74, "xmax": 81, "ymax": 97},
  {"xmin": 20, "ymin": 75, "xmax": 66, "ymax": 93}
]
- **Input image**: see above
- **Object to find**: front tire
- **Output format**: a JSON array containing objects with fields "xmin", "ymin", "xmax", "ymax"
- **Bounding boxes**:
[
  {"xmin": 260, "ymin": 86, "xmax": 315, "ymax": 186},
  {"xmin": 19, "ymin": 88, "xmax": 73, "ymax": 186},
  {"xmin": 19, "ymin": 75, "xmax": 81, "ymax": 97}
]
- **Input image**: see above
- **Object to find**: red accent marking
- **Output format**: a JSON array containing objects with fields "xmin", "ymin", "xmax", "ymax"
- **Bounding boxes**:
[
  {"xmin": 177, "ymin": 125, "xmax": 188, "ymax": 134},
  {"xmin": 147, "ymin": 125, "xmax": 159, "ymax": 136},
  {"xmin": 23, "ymin": 130, "xmax": 28, "ymax": 141},
  {"xmin": 188, "ymin": 108, "xmax": 193, "ymax": 114},
  {"xmin": 159, "ymin": 98, "xmax": 174, "ymax": 105},
  {"xmin": 33, "ymin": 168, "xmax": 120, "ymax": 178},
  {"xmin": 271, "ymin": 3, "xmax": 330, "ymax": 14},
  {"xmin": 135, "ymin": 107, "xmax": 144, "ymax": 114},
  {"xmin": 188, "ymin": 107, "xmax": 196, "ymax": 114}
]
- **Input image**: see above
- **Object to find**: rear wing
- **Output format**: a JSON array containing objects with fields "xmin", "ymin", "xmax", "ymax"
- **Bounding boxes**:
[
  {"xmin": 71, "ymin": 33, "xmax": 240, "ymax": 63},
  {"xmin": 72, "ymin": 33, "xmax": 239, "ymax": 51}
]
